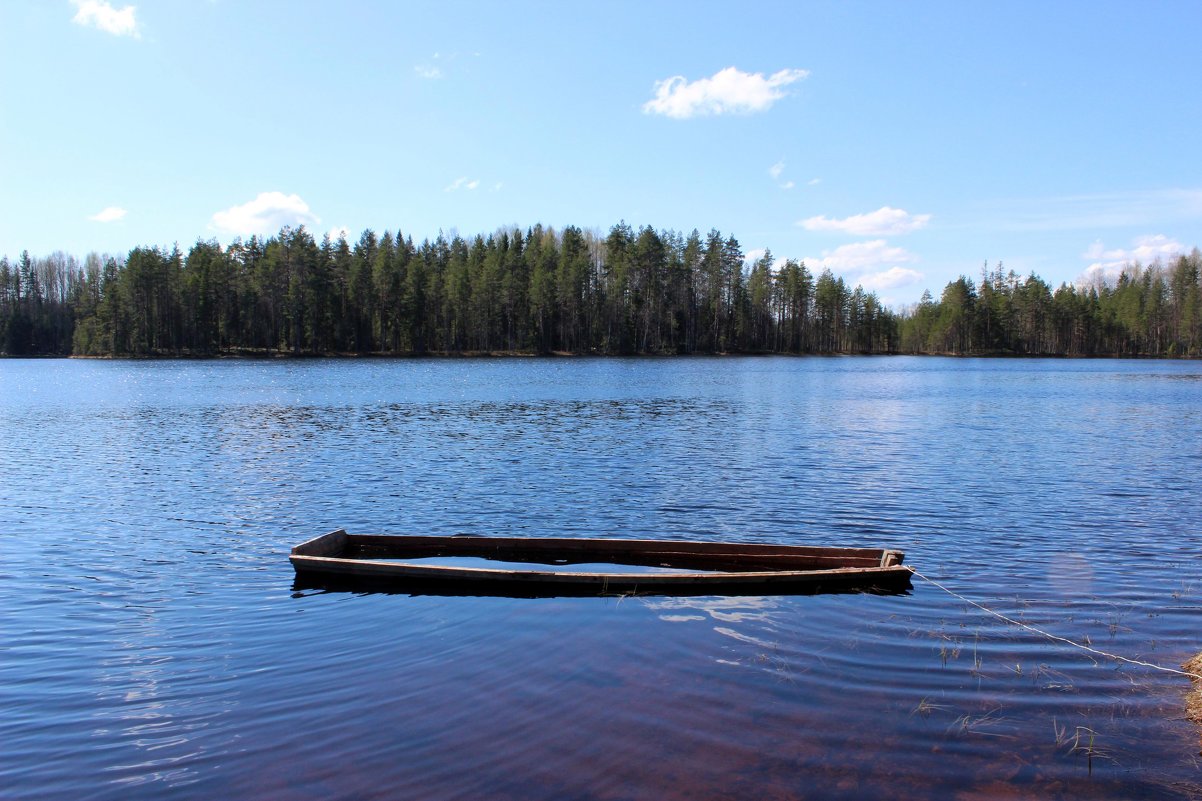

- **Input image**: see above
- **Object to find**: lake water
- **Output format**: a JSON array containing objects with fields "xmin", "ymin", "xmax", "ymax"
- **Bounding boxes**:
[{"xmin": 2, "ymin": 356, "xmax": 1201, "ymax": 800}]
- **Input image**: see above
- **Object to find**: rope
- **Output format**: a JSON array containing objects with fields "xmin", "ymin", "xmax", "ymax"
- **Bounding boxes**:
[{"xmin": 906, "ymin": 566, "xmax": 1202, "ymax": 682}]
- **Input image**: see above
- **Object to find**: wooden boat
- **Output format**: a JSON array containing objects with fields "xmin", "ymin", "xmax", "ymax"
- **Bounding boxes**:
[{"xmin": 290, "ymin": 530, "xmax": 911, "ymax": 596}]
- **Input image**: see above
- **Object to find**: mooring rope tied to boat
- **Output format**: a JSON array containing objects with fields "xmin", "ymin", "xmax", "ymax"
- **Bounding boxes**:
[{"xmin": 906, "ymin": 566, "xmax": 1202, "ymax": 681}]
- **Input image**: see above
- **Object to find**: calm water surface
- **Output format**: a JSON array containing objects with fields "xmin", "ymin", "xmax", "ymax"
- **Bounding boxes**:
[{"xmin": 2, "ymin": 357, "xmax": 1201, "ymax": 800}]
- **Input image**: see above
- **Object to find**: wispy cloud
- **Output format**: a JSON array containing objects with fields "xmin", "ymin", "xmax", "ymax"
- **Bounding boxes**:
[
  {"xmin": 70, "ymin": 0, "xmax": 140, "ymax": 38},
  {"xmin": 767, "ymin": 161, "xmax": 794, "ymax": 190},
  {"xmin": 800, "ymin": 206, "xmax": 931, "ymax": 236},
  {"xmin": 802, "ymin": 240, "xmax": 918, "ymax": 273},
  {"xmin": 643, "ymin": 66, "xmax": 808, "ymax": 119},
  {"xmin": 88, "ymin": 206, "xmax": 127, "ymax": 223},
  {"xmin": 807, "ymin": 178, "xmax": 821, "ymax": 186},
  {"xmin": 415, "ymin": 51, "xmax": 480, "ymax": 80},
  {"xmin": 444, "ymin": 177, "xmax": 479, "ymax": 192},
  {"xmin": 326, "ymin": 225, "xmax": 351, "ymax": 242},
  {"xmin": 982, "ymin": 188, "xmax": 1202, "ymax": 232},
  {"xmin": 210, "ymin": 192, "xmax": 319, "ymax": 236}
]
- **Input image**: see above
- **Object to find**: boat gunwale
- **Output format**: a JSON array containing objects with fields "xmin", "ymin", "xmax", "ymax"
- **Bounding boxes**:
[{"xmin": 289, "ymin": 530, "xmax": 910, "ymax": 589}]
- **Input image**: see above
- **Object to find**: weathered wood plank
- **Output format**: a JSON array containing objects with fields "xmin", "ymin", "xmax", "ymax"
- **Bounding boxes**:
[
  {"xmin": 290, "ymin": 532, "xmax": 911, "ymax": 595},
  {"xmin": 291, "ymin": 529, "xmax": 348, "ymax": 557},
  {"xmin": 348, "ymin": 533, "xmax": 886, "ymax": 560}
]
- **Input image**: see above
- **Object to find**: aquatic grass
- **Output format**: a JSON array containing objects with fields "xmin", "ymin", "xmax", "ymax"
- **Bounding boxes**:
[
  {"xmin": 1033, "ymin": 664, "xmax": 1078, "ymax": 692},
  {"xmin": 910, "ymin": 697, "xmax": 950, "ymax": 718},
  {"xmin": 1051, "ymin": 718, "xmax": 1075, "ymax": 749},
  {"xmin": 948, "ymin": 708, "xmax": 1012, "ymax": 739},
  {"xmin": 970, "ymin": 635, "xmax": 983, "ymax": 674},
  {"xmin": 932, "ymin": 625, "xmax": 963, "ymax": 667},
  {"xmin": 1052, "ymin": 720, "xmax": 1115, "ymax": 775},
  {"xmin": 1105, "ymin": 609, "xmax": 1133, "ymax": 638},
  {"xmin": 938, "ymin": 638, "xmax": 962, "ymax": 668},
  {"xmin": 1071, "ymin": 727, "xmax": 1113, "ymax": 775},
  {"xmin": 752, "ymin": 645, "xmax": 798, "ymax": 684}
]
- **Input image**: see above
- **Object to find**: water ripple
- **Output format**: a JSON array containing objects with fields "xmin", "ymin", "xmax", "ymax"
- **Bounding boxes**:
[{"xmin": 2, "ymin": 357, "xmax": 1201, "ymax": 800}]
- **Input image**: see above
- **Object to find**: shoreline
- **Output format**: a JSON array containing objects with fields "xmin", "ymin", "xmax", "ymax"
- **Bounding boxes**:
[{"xmin": 0, "ymin": 350, "xmax": 1194, "ymax": 361}]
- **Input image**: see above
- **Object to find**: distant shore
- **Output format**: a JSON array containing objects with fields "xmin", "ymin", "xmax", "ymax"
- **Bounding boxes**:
[
  {"xmin": 1, "ymin": 349, "xmax": 1186, "ymax": 361},
  {"xmin": 9, "ymin": 225, "xmax": 1200, "ymax": 362}
]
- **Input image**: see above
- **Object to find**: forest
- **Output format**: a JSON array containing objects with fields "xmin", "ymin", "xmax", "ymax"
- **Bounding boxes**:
[{"xmin": 2, "ymin": 222, "xmax": 1200, "ymax": 358}]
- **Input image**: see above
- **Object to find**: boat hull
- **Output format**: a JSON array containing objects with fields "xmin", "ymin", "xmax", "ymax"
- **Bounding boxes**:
[{"xmin": 290, "ymin": 530, "xmax": 912, "ymax": 597}]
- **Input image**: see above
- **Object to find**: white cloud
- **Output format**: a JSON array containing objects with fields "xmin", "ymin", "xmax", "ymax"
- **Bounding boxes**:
[
  {"xmin": 780, "ymin": 180, "xmax": 795, "ymax": 190},
  {"xmin": 491, "ymin": 182, "xmax": 503, "ymax": 192},
  {"xmin": 807, "ymin": 178, "xmax": 821, "ymax": 186},
  {"xmin": 1077, "ymin": 234, "xmax": 1186, "ymax": 287},
  {"xmin": 801, "ymin": 242, "xmax": 923, "ymax": 299},
  {"xmin": 444, "ymin": 177, "xmax": 479, "ymax": 192},
  {"xmin": 852, "ymin": 266, "xmax": 925, "ymax": 291},
  {"xmin": 802, "ymin": 240, "xmax": 918, "ymax": 273},
  {"xmin": 414, "ymin": 65, "xmax": 442, "ymax": 79},
  {"xmin": 70, "ymin": 0, "xmax": 140, "ymax": 38},
  {"xmin": 210, "ymin": 192, "xmax": 319, "ymax": 236},
  {"xmin": 1082, "ymin": 234, "xmax": 1183, "ymax": 264},
  {"xmin": 1077, "ymin": 263, "xmax": 1119, "ymax": 289},
  {"xmin": 743, "ymin": 248, "xmax": 788, "ymax": 272},
  {"xmin": 88, "ymin": 206, "xmax": 127, "ymax": 223},
  {"xmin": 326, "ymin": 225, "xmax": 351, "ymax": 242},
  {"xmin": 800, "ymin": 206, "xmax": 931, "ymax": 236},
  {"xmin": 643, "ymin": 66, "xmax": 808, "ymax": 119}
]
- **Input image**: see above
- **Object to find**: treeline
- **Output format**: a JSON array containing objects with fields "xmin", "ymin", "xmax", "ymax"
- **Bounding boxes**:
[
  {"xmin": 901, "ymin": 256, "xmax": 1202, "ymax": 356},
  {"xmin": 3, "ymin": 224, "xmax": 896, "ymax": 357},
  {"xmin": 1, "ymin": 222, "xmax": 1200, "ymax": 358}
]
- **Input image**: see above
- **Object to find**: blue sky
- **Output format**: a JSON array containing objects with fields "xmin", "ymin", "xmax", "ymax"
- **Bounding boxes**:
[{"xmin": 2, "ymin": 1, "xmax": 1200, "ymax": 305}]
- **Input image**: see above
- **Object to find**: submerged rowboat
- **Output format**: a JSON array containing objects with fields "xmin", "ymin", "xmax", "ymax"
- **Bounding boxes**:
[{"xmin": 290, "ymin": 530, "xmax": 911, "ymax": 596}]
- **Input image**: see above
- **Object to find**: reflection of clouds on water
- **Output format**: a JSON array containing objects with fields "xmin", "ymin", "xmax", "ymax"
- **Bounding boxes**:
[
  {"xmin": 89, "ymin": 601, "xmax": 238, "ymax": 792},
  {"xmin": 645, "ymin": 595, "xmax": 815, "ymax": 683},
  {"xmin": 645, "ymin": 595, "xmax": 782, "ymax": 626},
  {"xmin": 713, "ymin": 626, "xmax": 778, "ymax": 649},
  {"xmin": 94, "ymin": 623, "xmax": 199, "ymax": 788},
  {"xmin": 646, "ymin": 595, "xmax": 789, "ymax": 655}
]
